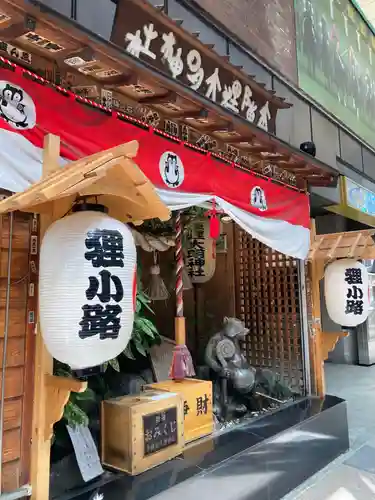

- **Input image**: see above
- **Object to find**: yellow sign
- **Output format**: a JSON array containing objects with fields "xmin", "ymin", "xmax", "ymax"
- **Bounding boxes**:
[
  {"xmin": 147, "ymin": 379, "xmax": 214, "ymax": 443},
  {"xmin": 327, "ymin": 177, "xmax": 375, "ymax": 227}
]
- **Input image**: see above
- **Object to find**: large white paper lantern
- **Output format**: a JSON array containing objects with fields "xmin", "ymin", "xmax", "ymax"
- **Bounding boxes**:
[
  {"xmin": 324, "ymin": 259, "xmax": 369, "ymax": 327},
  {"xmin": 39, "ymin": 208, "xmax": 137, "ymax": 369}
]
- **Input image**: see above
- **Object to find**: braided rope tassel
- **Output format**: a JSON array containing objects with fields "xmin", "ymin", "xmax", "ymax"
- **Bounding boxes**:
[
  {"xmin": 175, "ymin": 211, "xmax": 184, "ymax": 318},
  {"xmin": 169, "ymin": 210, "xmax": 196, "ymax": 379}
]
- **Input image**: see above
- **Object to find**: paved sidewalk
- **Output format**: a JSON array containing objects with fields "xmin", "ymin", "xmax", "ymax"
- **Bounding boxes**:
[{"xmin": 282, "ymin": 363, "xmax": 375, "ymax": 499}]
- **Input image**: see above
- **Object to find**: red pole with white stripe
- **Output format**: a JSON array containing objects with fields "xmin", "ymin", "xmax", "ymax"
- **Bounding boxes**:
[{"xmin": 169, "ymin": 210, "xmax": 195, "ymax": 380}]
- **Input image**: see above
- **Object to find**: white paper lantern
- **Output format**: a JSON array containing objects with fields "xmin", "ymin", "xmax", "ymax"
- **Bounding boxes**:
[
  {"xmin": 324, "ymin": 259, "xmax": 369, "ymax": 327},
  {"xmin": 39, "ymin": 209, "xmax": 137, "ymax": 369}
]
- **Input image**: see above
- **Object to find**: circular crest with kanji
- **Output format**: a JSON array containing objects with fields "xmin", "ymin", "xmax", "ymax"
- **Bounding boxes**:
[
  {"xmin": 0, "ymin": 81, "xmax": 36, "ymax": 130},
  {"xmin": 159, "ymin": 151, "xmax": 185, "ymax": 189},
  {"xmin": 250, "ymin": 186, "xmax": 267, "ymax": 212}
]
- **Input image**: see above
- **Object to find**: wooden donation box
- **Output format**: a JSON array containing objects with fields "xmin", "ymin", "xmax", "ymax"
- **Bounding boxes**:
[
  {"xmin": 101, "ymin": 391, "xmax": 184, "ymax": 475},
  {"xmin": 147, "ymin": 379, "xmax": 214, "ymax": 443}
]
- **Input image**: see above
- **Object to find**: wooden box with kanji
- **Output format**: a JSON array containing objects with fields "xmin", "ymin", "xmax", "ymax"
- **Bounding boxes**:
[
  {"xmin": 146, "ymin": 379, "xmax": 213, "ymax": 443},
  {"xmin": 101, "ymin": 390, "xmax": 184, "ymax": 475}
]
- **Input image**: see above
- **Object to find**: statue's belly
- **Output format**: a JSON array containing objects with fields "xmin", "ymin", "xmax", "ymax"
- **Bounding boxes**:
[{"xmin": 232, "ymin": 367, "xmax": 256, "ymax": 393}]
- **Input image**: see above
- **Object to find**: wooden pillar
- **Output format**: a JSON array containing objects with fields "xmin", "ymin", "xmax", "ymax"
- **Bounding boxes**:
[
  {"xmin": 308, "ymin": 221, "xmax": 351, "ymax": 398},
  {"xmin": 30, "ymin": 134, "xmax": 60, "ymax": 500},
  {"xmin": 308, "ymin": 220, "xmax": 325, "ymax": 397},
  {"xmin": 30, "ymin": 135, "xmax": 87, "ymax": 499}
]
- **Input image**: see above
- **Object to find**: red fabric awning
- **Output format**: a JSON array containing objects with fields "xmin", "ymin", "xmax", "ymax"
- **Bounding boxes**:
[{"xmin": 0, "ymin": 64, "xmax": 310, "ymax": 233}]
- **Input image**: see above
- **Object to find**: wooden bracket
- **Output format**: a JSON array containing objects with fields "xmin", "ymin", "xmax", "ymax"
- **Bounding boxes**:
[
  {"xmin": 321, "ymin": 331, "xmax": 349, "ymax": 362},
  {"xmin": 44, "ymin": 375, "xmax": 87, "ymax": 441}
]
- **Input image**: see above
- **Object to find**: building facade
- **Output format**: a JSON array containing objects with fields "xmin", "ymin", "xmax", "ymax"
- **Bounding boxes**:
[
  {"xmin": 144, "ymin": 0, "xmax": 375, "ymax": 365},
  {"xmin": 35, "ymin": 0, "xmax": 375, "ymax": 204},
  {"xmin": 0, "ymin": 0, "xmax": 363, "ymax": 498}
]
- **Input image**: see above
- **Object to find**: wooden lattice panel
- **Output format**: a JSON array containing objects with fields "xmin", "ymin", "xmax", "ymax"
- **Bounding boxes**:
[
  {"xmin": 234, "ymin": 228, "xmax": 304, "ymax": 392},
  {"xmin": 308, "ymin": 229, "xmax": 375, "ymax": 262}
]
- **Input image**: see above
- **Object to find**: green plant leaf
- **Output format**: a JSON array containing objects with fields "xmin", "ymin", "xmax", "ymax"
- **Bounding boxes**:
[
  {"xmin": 128, "ymin": 265, "xmax": 159, "ymax": 358},
  {"xmin": 54, "ymin": 367, "xmax": 72, "ymax": 378},
  {"xmin": 137, "ymin": 292, "xmax": 154, "ymax": 313},
  {"xmin": 74, "ymin": 388, "xmax": 96, "ymax": 402},
  {"xmin": 139, "ymin": 301, "xmax": 154, "ymax": 315},
  {"xmin": 135, "ymin": 299, "xmax": 142, "ymax": 314},
  {"xmin": 123, "ymin": 344, "xmax": 136, "ymax": 360},
  {"xmin": 134, "ymin": 318, "xmax": 156, "ymax": 338},
  {"xmin": 135, "ymin": 318, "xmax": 153, "ymax": 337},
  {"xmin": 63, "ymin": 401, "xmax": 89, "ymax": 428},
  {"xmin": 109, "ymin": 357, "xmax": 120, "ymax": 372},
  {"xmin": 140, "ymin": 317, "xmax": 159, "ymax": 334},
  {"xmin": 134, "ymin": 338, "xmax": 147, "ymax": 356},
  {"xmin": 138, "ymin": 290, "xmax": 151, "ymax": 302},
  {"xmin": 131, "ymin": 328, "xmax": 141, "ymax": 341}
]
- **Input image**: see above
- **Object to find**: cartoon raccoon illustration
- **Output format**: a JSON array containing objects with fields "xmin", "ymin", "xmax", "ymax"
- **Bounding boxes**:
[
  {"xmin": 251, "ymin": 186, "xmax": 267, "ymax": 211},
  {"xmin": 163, "ymin": 153, "xmax": 181, "ymax": 187},
  {"xmin": 0, "ymin": 83, "xmax": 28, "ymax": 128}
]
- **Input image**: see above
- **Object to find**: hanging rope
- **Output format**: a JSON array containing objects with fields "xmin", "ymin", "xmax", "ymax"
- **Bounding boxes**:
[
  {"xmin": 169, "ymin": 210, "xmax": 195, "ymax": 380},
  {"xmin": 175, "ymin": 210, "xmax": 184, "ymax": 318}
]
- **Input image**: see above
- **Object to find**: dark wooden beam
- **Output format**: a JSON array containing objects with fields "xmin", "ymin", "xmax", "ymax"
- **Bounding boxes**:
[
  {"xmin": 262, "ymin": 163, "xmax": 301, "ymax": 174},
  {"xmin": 175, "ymin": 107, "xmax": 209, "ymax": 119},
  {"xmin": 104, "ymin": 72, "xmax": 140, "ymax": 87},
  {"xmin": 227, "ymin": 136, "xmax": 255, "ymax": 144},
  {"xmin": 0, "ymin": 21, "xmax": 29, "ymax": 41},
  {"xmin": 188, "ymin": 120, "xmax": 231, "ymax": 133},
  {"xmin": 217, "ymin": 135, "xmax": 246, "ymax": 144},
  {"xmin": 278, "ymin": 159, "xmax": 307, "ymax": 170},
  {"xmin": 139, "ymin": 90, "xmax": 177, "ymax": 105},
  {"xmin": 261, "ymin": 153, "xmax": 290, "ymax": 162},
  {"xmin": 245, "ymin": 145, "xmax": 271, "ymax": 154},
  {"xmin": 215, "ymin": 121, "xmax": 235, "ymax": 133},
  {"xmin": 59, "ymin": 46, "xmax": 95, "ymax": 64},
  {"xmin": 288, "ymin": 167, "xmax": 315, "ymax": 174}
]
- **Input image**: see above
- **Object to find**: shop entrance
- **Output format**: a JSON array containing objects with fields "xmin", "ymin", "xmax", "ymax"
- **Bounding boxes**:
[{"xmin": 140, "ymin": 212, "xmax": 309, "ymax": 430}]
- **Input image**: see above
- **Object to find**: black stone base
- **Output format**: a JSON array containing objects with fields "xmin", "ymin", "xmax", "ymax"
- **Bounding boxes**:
[{"xmin": 54, "ymin": 395, "xmax": 349, "ymax": 500}]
